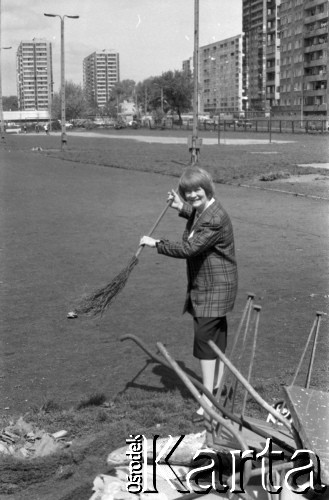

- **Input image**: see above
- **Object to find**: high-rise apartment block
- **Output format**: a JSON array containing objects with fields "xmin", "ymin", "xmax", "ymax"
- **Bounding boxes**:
[
  {"xmin": 83, "ymin": 51, "xmax": 120, "ymax": 107},
  {"xmin": 199, "ymin": 35, "xmax": 243, "ymax": 115},
  {"xmin": 279, "ymin": 0, "xmax": 328, "ymax": 117},
  {"xmin": 182, "ymin": 57, "xmax": 193, "ymax": 76},
  {"xmin": 242, "ymin": 0, "xmax": 328, "ymax": 117},
  {"xmin": 242, "ymin": 0, "xmax": 281, "ymax": 114},
  {"xmin": 16, "ymin": 39, "xmax": 53, "ymax": 111}
]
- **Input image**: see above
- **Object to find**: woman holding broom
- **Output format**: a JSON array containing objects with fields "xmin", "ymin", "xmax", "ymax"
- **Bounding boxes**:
[{"xmin": 140, "ymin": 166, "xmax": 238, "ymax": 422}]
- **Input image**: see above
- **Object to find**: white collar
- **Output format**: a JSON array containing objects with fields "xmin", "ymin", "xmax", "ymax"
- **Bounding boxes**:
[{"xmin": 195, "ymin": 197, "xmax": 215, "ymax": 218}]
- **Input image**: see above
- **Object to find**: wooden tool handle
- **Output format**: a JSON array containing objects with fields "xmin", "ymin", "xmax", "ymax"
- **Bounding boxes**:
[{"xmin": 135, "ymin": 198, "xmax": 173, "ymax": 258}]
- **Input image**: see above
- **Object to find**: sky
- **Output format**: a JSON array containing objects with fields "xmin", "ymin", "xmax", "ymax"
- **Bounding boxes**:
[{"xmin": 1, "ymin": 0, "xmax": 242, "ymax": 96}]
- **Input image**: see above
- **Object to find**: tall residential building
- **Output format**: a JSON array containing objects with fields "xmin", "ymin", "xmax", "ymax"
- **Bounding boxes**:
[
  {"xmin": 242, "ymin": 0, "xmax": 281, "ymax": 114},
  {"xmin": 83, "ymin": 51, "xmax": 120, "ymax": 107},
  {"xmin": 279, "ymin": 0, "xmax": 328, "ymax": 117},
  {"xmin": 199, "ymin": 35, "xmax": 243, "ymax": 115},
  {"xmin": 16, "ymin": 39, "xmax": 53, "ymax": 111},
  {"xmin": 182, "ymin": 57, "xmax": 193, "ymax": 76}
]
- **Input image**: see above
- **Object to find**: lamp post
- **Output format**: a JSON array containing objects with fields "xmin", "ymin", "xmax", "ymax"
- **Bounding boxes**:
[
  {"xmin": 190, "ymin": 0, "xmax": 200, "ymax": 165},
  {"xmin": 0, "ymin": 45, "xmax": 12, "ymax": 142},
  {"xmin": 0, "ymin": 0, "xmax": 12, "ymax": 142},
  {"xmin": 44, "ymin": 13, "xmax": 79, "ymax": 150},
  {"xmin": 300, "ymin": 82, "xmax": 304, "ymax": 128},
  {"xmin": 48, "ymin": 79, "xmax": 53, "ymax": 133}
]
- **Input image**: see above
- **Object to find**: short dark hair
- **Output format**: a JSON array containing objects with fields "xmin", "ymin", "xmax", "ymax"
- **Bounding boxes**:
[{"xmin": 178, "ymin": 167, "xmax": 215, "ymax": 201}]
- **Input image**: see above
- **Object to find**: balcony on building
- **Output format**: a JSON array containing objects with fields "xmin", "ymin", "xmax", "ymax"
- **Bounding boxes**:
[
  {"xmin": 266, "ymin": 44, "xmax": 276, "ymax": 56},
  {"xmin": 304, "ymin": 103, "xmax": 327, "ymax": 112},
  {"xmin": 304, "ymin": 20, "xmax": 327, "ymax": 34},
  {"xmin": 305, "ymin": 0, "xmax": 328, "ymax": 7},
  {"xmin": 304, "ymin": 38, "xmax": 328, "ymax": 52},
  {"xmin": 312, "ymin": 80, "xmax": 327, "ymax": 90},
  {"xmin": 307, "ymin": 88, "xmax": 327, "ymax": 99},
  {"xmin": 305, "ymin": 11, "xmax": 328, "ymax": 25},
  {"xmin": 304, "ymin": 58, "xmax": 326, "ymax": 69},
  {"xmin": 304, "ymin": 74, "xmax": 327, "ymax": 86}
]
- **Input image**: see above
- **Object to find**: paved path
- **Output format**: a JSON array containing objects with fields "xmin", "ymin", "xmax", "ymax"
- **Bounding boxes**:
[
  {"xmin": 68, "ymin": 130, "xmax": 295, "ymax": 145},
  {"xmin": 299, "ymin": 163, "xmax": 329, "ymax": 170}
]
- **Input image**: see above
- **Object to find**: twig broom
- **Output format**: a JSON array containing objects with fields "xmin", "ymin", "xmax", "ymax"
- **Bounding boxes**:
[{"xmin": 75, "ymin": 199, "xmax": 172, "ymax": 316}]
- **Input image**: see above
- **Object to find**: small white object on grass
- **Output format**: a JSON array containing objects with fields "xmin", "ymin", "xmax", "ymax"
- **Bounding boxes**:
[
  {"xmin": 52, "ymin": 430, "xmax": 68, "ymax": 439},
  {"xmin": 67, "ymin": 311, "xmax": 78, "ymax": 319}
]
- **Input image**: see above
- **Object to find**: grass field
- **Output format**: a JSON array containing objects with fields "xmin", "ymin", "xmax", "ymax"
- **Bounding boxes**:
[
  {"xmin": 6, "ymin": 127, "xmax": 329, "ymax": 198},
  {"xmin": 0, "ymin": 130, "xmax": 328, "ymax": 499}
]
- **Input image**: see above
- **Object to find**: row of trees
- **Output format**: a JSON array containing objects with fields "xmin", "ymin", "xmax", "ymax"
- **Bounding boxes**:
[{"xmin": 3, "ymin": 70, "xmax": 194, "ymax": 124}]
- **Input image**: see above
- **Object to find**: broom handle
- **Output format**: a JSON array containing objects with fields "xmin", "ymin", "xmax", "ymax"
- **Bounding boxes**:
[{"xmin": 135, "ymin": 198, "xmax": 173, "ymax": 258}]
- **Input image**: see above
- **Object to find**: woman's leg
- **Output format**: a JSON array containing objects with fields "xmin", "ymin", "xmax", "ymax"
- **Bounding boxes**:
[
  {"xmin": 193, "ymin": 317, "xmax": 227, "ymax": 415},
  {"xmin": 214, "ymin": 359, "xmax": 224, "ymax": 391},
  {"xmin": 197, "ymin": 358, "xmax": 217, "ymax": 414}
]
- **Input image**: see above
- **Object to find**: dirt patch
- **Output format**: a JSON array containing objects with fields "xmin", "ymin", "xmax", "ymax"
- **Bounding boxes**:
[
  {"xmin": 274, "ymin": 173, "xmax": 329, "ymax": 198},
  {"xmin": 242, "ymin": 173, "xmax": 329, "ymax": 199}
]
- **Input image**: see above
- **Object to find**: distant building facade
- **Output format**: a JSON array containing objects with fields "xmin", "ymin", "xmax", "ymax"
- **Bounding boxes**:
[
  {"xmin": 199, "ymin": 35, "xmax": 243, "ymax": 115},
  {"xmin": 16, "ymin": 39, "xmax": 53, "ymax": 111},
  {"xmin": 242, "ymin": 0, "xmax": 281, "ymax": 114},
  {"xmin": 182, "ymin": 57, "xmax": 193, "ymax": 76},
  {"xmin": 242, "ymin": 0, "xmax": 328, "ymax": 117},
  {"xmin": 279, "ymin": 0, "xmax": 328, "ymax": 117},
  {"xmin": 83, "ymin": 51, "xmax": 120, "ymax": 108}
]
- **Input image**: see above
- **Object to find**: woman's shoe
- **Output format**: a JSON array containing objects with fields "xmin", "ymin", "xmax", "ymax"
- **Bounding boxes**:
[
  {"xmin": 213, "ymin": 385, "xmax": 228, "ymax": 399},
  {"xmin": 191, "ymin": 410, "xmax": 204, "ymax": 423}
]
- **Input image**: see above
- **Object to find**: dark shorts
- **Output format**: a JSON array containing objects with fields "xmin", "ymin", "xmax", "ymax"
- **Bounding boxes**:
[{"xmin": 193, "ymin": 316, "xmax": 227, "ymax": 360}]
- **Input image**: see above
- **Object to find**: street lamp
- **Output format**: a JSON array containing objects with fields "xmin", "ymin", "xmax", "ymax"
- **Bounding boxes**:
[
  {"xmin": 300, "ymin": 83, "xmax": 304, "ymax": 128},
  {"xmin": 0, "ymin": 45, "xmax": 11, "ymax": 142},
  {"xmin": 0, "ymin": 0, "xmax": 12, "ymax": 142},
  {"xmin": 190, "ymin": 0, "xmax": 200, "ymax": 165},
  {"xmin": 48, "ymin": 80, "xmax": 53, "ymax": 133},
  {"xmin": 44, "ymin": 13, "xmax": 79, "ymax": 150}
]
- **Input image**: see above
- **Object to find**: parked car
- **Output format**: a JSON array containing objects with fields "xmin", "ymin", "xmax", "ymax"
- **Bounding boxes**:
[
  {"xmin": 306, "ymin": 121, "xmax": 325, "ymax": 133},
  {"xmin": 5, "ymin": 123, "xmax": 21, "ymax": 134},
  {"xmin": 234, "ymin": 120, "xmax": 253, "ymax": 128},
  {"xmin": 104, "ymin": 119, "xmax": 116, "ymax": 128},
  {"xmin": 128, "ymin": 120, "xmax": 140, "ymax": 129},
  {"xmin": 114, "ymin": 120, "xmax": 127, "ymax": 130}
]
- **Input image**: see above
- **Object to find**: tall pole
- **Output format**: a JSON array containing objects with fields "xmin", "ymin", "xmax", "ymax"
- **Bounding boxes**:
[
  {"xmin": 301, "ymin": 81, "xmax": 304, "ymax": 128},
  {"xmin": 60, "ymin": 16, "xmax": 66, "ymax": 149},
  {"xmin": 44, "ymin": 13, "xmax": 79, "ymax": 150},
  {"xmin": 48, "ymin": 80, "xmax": 53, "ymax": 132},
  {"xmin": 0, "ymin": 0, "xmax": 4, "ymax": 143},
  {"xmin": 191, "ymin": 0, "xmax": 199, "ymax": 165},
  {"xmin": 0, "ymin": 0, "xmax": 11, "ymax": 143}
]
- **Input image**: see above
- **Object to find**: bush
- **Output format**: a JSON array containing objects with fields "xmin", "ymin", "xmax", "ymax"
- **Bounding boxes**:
[{"xmin": 259, "ymin": 171, "xmax": 290, "ymax": 182}]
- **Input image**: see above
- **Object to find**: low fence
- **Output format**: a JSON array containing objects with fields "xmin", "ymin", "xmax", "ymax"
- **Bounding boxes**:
[{"xmin": 150, "ymin": 119, "xmax": 328, "ymax": 134}]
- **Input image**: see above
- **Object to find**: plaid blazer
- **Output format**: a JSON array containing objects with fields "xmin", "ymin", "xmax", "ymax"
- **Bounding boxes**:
[{"xmin": 157, "ymin": 200, "xmax": 238, "ymax": 317}]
